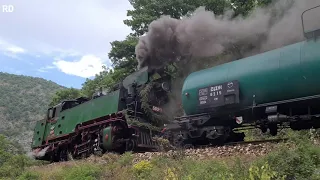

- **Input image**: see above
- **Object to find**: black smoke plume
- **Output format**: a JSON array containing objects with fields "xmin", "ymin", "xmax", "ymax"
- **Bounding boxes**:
[{"xmin": 135, "ymin": 0, "xmax": 320, "ymax": 70}]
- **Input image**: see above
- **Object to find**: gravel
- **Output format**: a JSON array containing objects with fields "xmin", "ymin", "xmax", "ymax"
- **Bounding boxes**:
[
  {"xmin": 132, "ymin": 142, "xmax": 282, "ymax": 162},
  {"xmin": 32, "ymin": 141, "xmax": 297, "ymax": 168}
]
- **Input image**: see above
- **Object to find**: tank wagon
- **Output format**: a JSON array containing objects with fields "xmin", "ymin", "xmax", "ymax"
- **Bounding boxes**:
[
  {"xmin": 163, "ymin": 5, "xmax": 320, "ymax": 147},
  {"xmin": 31, "ymin": 67, "xmax": 171, "ymax": 162}
]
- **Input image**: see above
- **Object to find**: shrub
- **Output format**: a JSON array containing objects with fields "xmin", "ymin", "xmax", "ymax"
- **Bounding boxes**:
[
  {"xmin": 132, "ymin": 160, "xmax": 153, "ymax": 179},
  {"xmin": 17, "ymin": 171, "xmax": 40, "ymax": 180},
  {"xmin": 0, "ymin": 154, "xmax": 35, "ymax": 179},
  {"xmin": 164, "ymin": 167, "xmax": 179, "ymax": 180},
  {"xmin": 61, "ymin": 163, "xmax": 103, "ymax": 180},
  {"xmin": 37, "ymin": 163, "xmax": 103, "ymax": 180},
  {"xmin": 248, "ymin": 162, "xmax": 286, "ymax": 180},
  {"xmin": 255, "ymin": 137, "xmax": 320, "ymax": 179},
  {"xmin": 118, "ymin": 152, "xmax": 134, "ymax": 166},
  {"xmin": 179, "ymin": 159, "xmax": 234, "ymax": 180}
]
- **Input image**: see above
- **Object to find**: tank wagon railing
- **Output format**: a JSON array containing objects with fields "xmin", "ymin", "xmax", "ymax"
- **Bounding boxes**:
[{"xmin": 301, "ymin": 4, "xmax": 320, "ymax": 39}]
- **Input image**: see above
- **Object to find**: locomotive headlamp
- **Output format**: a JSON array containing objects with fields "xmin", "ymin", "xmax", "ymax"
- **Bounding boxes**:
[{"xmin": 161, "ymin": 82, "xmax": 170, "ymax": 92}]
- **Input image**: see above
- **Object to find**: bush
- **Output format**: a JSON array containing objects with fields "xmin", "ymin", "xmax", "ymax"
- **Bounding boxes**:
[
  {"xmin": 118, "ymin": 152, "xmax": 134, "ymax": 166},
  {"xmin": 17, "ymin": 171, "xmax": 40, "ymax": 180},
  {"xmin": 61, "ymin": 163, "xmax": 103, "ymax": 180},
  {"xmin": 254, "ymin": 136, "xmax": 320, "ymax": 179},
  {"xmin": 133, "ymin": 160, "xmax": 153, "ymax": 179},
  {"xmin": 248, "ymin": 162, "xmax": 286, "ymax": 180},
  {"xmin": 0, "ymin": 154, "xmax": 35, "ymax": 179},
  {"xmin": 179, "ymin": 159, "xmax": 234, "ymax": 180},
  {"xmin": 164, "ymin": 167, "xmax": 179, "ymax": 180}
]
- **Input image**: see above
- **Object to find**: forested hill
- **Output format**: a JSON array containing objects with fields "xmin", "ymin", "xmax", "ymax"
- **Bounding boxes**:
[{"xmin": 0, "ymin": 72, "xmax": 65, "ymax": 151}]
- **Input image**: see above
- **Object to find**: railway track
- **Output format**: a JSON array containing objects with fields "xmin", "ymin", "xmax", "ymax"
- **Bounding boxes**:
[
  {"xmin": 42, "ymin": 138, "xmax": 290, "ymax": 165},
  {"xmin": 224, "ymin": 138, "xmax": 289, "ymax": 146},
  {"xmin": 129, "ymin": 138, "xmax": 290, "ymax": 163},
  {"xmin": 177, "ymin": 137, "xmax": 290, "ymax": 150}
]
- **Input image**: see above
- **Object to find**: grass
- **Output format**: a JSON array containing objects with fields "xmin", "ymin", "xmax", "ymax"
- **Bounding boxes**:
[{"xmin": 4, "ymin": 130, "xmax": 320, "ymax": 180}]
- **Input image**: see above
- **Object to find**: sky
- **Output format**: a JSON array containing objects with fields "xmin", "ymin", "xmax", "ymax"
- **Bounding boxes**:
[{"xmin": 0, "ymin": 0, "xmax": 133, "ymax": 89}]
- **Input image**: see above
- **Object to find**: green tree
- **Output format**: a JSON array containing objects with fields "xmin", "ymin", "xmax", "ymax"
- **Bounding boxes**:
[
  {"xmin": 124, "ymin": 0, "xmax": 235, "ymax": 37},
  {"xmin": 105, "ymin": 35, "xmax": 139, "ymax": 91},
  {"xmin": 49, "ymin": 88, "xmax": 82, "ymax": 107},
  {"xmin": 256, "ymin": 0, "xmax": 274, "ymax": 7},
  {"xmin": 231, "ymin": 0, "xmax": 257, "ymax": 17},
  {"xmin": 108, "ymin": 35, "xmax": 138, "ymax": 71},
  {"xmin": 81, "ymin": 66, "xmax": 133, "ymax": 98}
]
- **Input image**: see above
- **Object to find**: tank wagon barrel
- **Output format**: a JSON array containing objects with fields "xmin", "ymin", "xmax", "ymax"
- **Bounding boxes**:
[{"xmin": 182, "ymin": 40, "xmax": 320, "ymax": 115}]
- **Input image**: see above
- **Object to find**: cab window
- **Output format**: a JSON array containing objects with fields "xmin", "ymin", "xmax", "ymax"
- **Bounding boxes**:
[{"xmin": 48, "ymin": 108, "xmax": 56, "ymax": 119}]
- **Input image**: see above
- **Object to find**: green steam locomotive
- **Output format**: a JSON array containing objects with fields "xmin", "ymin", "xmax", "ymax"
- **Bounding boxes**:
[{"xmin": 31, "ymin": 67, "xmax": 172, "ymax": 161}]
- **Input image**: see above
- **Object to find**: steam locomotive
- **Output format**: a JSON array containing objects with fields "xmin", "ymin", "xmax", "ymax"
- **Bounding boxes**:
[
  {"xmin": 31, "ymin": 5, "xmax": 320, "ymax": 161},
  {"xmin": 31, "ymin": 67, "xmax": 172, "ymax": 162}
]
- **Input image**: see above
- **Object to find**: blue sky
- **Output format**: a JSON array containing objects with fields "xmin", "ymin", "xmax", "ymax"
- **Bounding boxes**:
[{"xmin": 0, "ymin": 0, "xmax": 133, "ymax": 89}]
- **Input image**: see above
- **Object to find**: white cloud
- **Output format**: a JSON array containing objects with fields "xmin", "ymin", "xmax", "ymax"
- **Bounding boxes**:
[
  {"xmin": 0, "ymin": 0, "xmax": 134, "ymax": 77},
  {"xmin": 6, "ymin": 46, "xmax": 25, "ymax": 54},
  {"xmin": 53, "ymin": 55, "xmax": 106, "ymax": 78},
  {"xmin": 0, "ymin": 1, "xmax": 133, "ymax": 54},
  {"xmin": 37, "ymin": 65, "xmax": 56, "ymax": 73},
  {"xmin": 0, "ymin": 39, "xmax": 26, "ymax": 59}
]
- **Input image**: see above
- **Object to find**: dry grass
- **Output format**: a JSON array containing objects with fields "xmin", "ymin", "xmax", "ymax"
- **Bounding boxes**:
[{"xmin": 19, "ymin": 137, "xmax": 320, "ymax": 180}]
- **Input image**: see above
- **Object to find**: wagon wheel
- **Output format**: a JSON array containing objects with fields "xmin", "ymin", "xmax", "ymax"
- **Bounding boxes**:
[
  {"xmin": 126, "ymin": 139, "xmax": 136, "ymax": 151},
  {"xmin": 172, "ymin": 134, "xmax": 184, "ymax": 149},
  {"xmin": 59, "ymin": 148, "xmax": 69, "ymax": 162},
  {"xmin": 209, "ymin": 128, "xmax": 231, "ymax": 145},
  {"xmin": 94, "ymin": 150, "xmax": 103, "ymax": 157},
  {"xmin": 183, "ymin": 144, "xmax": 194, "ymax": 149}
]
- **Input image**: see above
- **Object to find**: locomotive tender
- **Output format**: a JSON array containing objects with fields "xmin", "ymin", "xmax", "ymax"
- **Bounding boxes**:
[{"xmin": 31, "ymin": 5, "xmax": 320, "ymax": 161}]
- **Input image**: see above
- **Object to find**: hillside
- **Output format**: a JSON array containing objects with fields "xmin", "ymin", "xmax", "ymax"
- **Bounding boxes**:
[{"xmin": 0, "ymin": 72, "xmax": 65, "ymax": 152}]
